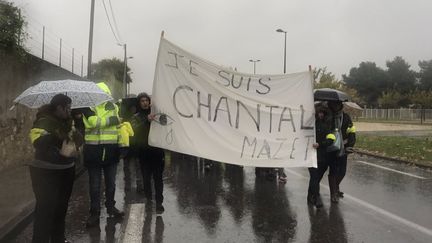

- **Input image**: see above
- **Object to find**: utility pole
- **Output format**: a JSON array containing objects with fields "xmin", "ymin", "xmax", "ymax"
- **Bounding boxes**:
[
  {"xmin": 122, "ymin": 44, "xmax": 127, "ymax": 96},
  {"xmin": 87, "ymin": 0, "xmax": 95, "ymax": 79},
  {"xmin": 42, "ymin": 26, "xmax": 45, "ymax": 60},
  {"xmin": 59, "ymin": 38, "xmax": 62, "ymax": 67},
  {"xmin": 72, "ymin": 48, "xmax": 74, "ymax": 73},
  {"xmin": 81, "ymin": 55, "xmax": 84, "ymax": 77}
]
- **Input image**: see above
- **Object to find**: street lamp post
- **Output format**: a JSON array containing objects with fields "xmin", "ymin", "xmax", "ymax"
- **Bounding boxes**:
[
  {"xmin": 249, "ymin": 59, "xmax": 261, "ymax": 74},
  {"xmin": 122, "ymin": 44, "xmax": 127, "ymax": 97},
  {"xmin": 127, "ymin": 72, "xmax": 133, "ymax": 95},
  {"xmin": 276, "ymin": 28, "xmax": 287, "ymax": 73}
]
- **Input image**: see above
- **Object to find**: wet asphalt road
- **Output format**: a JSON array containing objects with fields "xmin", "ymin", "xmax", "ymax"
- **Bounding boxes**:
[{"xmin": 8, "ymin": 152, "xmax": 432, "ymax": 243}]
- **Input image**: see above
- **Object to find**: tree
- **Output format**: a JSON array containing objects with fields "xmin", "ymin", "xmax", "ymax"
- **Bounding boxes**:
[
  {"xmin": 378, "ymin": 90, "xmax": 408, "ymax": 108},
  {"xmin": 343, "ymin": 62, "xmax": 389, "ymax": 107},
  {"xmin": 418, "ymin": 60, "xmax": 432, "ymax": 91},
  {"xmin": 0, "ymin": 0, "xmax": 26, "ymax": 56},
  {"xmin": 410, "ymin": 90, "xmax": 432, "ymax": 109},
  {"xmin": 313, "ymin": 67, "xmax": 363, "ymax": 104},
  {"xmin": 91, "ymin": 58, "xmax": 132, "ymax": 99},
  {"xmin": 386, "ymin": 56, "xmax": 416, "ymax": 94},
  {"xmin": 313, "ymin": 67, "xmax": 342, "ymax": 89}
]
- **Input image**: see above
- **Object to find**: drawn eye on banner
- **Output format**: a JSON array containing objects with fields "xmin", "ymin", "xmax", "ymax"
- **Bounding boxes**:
[
  {"xmin": 152, "ymin": 112, "xmax": 175, "ymax": 145},
  {"xmin": 148, "ymin": 37, "xmax": 317, "ymax": 168}
]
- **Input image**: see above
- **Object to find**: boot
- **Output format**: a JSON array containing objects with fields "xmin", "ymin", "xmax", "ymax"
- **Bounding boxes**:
[
  {"xmin": 315, "ymin": 194, "xmax": 324, "ymax": 208},
  {"xmin": 86, "ymin": 211, "xmax": 100, "ymax": 228},
  {"xmin": 307, "ymin": 193, "xmax": 316, "ymax": 206},
  {"xmin": 336, "ymin": 175, "xmax": 345, "ymax": 198},
  {"xmin": 156, "ymin": 203, "xmax": 165, "ymax": 214},
  {"xmin": 328, "ymin": 176, "xmax": 339, "ymax": 203}
]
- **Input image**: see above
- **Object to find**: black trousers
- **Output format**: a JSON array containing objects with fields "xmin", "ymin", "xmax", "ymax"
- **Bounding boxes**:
[
  {"xmin": 336, "ymin": 154, "xmax": 348, "ymax": 178},
  {"xmin": 30, "ymin": 166, "xmax": 75, "ymax": 243},
  {"xmin": 139, "ymin": 150, "xmax": 165, "ymax": 204},
  {"xmin": 308, "ymin": 152, "xmax": 338, "ymax": 196}
]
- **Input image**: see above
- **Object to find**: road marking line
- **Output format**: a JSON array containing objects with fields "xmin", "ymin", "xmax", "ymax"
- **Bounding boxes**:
[
  {"xmin": 285, "ymin": 169, "xmax": 432, "ymax": 238},
  {"xmin": 121, "ymin": 203, "xmax": 145, "ymax": 243},
  {"xmin": 355, "ymin": 160, "xmax": 428, "ymax": 179}
]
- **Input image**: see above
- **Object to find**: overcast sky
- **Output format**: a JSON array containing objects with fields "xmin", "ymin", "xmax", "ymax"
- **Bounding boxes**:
[{"xmin": 12, "ymin": 0, "xmax": 432, "ymax": 94}]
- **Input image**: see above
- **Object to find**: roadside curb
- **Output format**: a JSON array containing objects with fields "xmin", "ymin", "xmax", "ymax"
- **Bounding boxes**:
[
  {"xmin": 355, "ymin": 149, "xmax": 432, "ymax": 170},
  {"xmin": 0, "ymin": 166, "xmax": 87, "ymax": 242}
]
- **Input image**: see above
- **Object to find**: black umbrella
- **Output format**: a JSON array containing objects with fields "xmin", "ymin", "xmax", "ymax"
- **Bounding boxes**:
[
  {"xmin": 120, "ymin": 97, "xmax": 138, "ymax": 119},
  {"xmin": 313, "ymin": 88, "xmax": 350, "ymax": 102}
]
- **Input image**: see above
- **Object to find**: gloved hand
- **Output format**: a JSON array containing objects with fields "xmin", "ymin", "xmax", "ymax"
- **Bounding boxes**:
[
  {"xmin": 108, "ymin": 116, "xmax": 120, "ymax": 126},
  {"xmin": 345, "ymin": 147, "xmax": 355, "ymax": 154}
]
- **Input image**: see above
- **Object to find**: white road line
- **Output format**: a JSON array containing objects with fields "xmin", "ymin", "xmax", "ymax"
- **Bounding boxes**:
[
  {"xmin": 121, "ymin": 203, "xmax": 145, "ymax": 243},
  {"xmin": 285, "ymin": 169, "xmax": 432, "ymax": 238},
  {"xmin": 355, "ymin": 160, "xmax": 428, "ymax": 179}
]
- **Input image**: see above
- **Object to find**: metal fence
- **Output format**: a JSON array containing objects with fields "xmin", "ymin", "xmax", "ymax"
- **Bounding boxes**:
[
  {"xmin": 21, "ymin": 13, "xmax": 87, "ymax": 77},
  {"xmin": 360, "ymin": 108, "xmax": 432, "ymax": 123}
]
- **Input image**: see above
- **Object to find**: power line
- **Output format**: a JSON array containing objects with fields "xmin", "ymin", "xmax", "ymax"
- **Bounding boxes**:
[
  {"xmin": 108, "ymin": 0, "xmax": 123, "ymax": 43},
  {"xmin": 101, "ymin": 0, "xmax": 122, "ymax": 44}
]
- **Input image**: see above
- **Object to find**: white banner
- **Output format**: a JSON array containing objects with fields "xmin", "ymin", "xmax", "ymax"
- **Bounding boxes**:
[{"xmin": 149, "ymin": 38, "xmax": 316, "ymax": 168}]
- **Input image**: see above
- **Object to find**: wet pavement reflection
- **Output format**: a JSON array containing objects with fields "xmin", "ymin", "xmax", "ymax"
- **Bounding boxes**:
[{"xmin": 8, "ymin": 152, "xmax": 432, "ymax": 242}]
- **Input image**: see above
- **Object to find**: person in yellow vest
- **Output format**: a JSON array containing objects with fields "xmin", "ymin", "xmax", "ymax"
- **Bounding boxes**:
[{"xmin": 81, "ymin": 82, "xmax": 124, "ymax": 228}]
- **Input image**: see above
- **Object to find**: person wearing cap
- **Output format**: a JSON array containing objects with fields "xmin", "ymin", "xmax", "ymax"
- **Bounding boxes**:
[
  {"xmin": 81, "ymin": 82, "xmax": 124, "ymax": 228},
  {"xmin": 29, "ymin": 94, "xmax": 83, "ymax": 243},
  {"xmin": 131, "ymin": 92, "xmax": 165, "ymax": 214}
]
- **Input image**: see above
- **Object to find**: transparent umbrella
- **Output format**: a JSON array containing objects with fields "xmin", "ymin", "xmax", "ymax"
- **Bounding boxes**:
[{"xmin": 12, "ymin": 79, "xmax": 113, "ymax": 109}]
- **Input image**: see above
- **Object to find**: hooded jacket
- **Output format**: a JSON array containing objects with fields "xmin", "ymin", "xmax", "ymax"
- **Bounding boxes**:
[
  {"xmin": 29, "ymin": 106, "xmax": 76, "ymax": 169},
  {"xmin": 82, "ymin": 82, "xmax": 120, "ymax": 166}
]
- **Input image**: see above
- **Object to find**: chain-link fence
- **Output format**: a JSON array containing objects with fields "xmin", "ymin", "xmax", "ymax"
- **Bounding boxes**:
[
  {"xmin": 21, "ymin": 13, "xmax": 87, "ymax": 77},
  {"xmin": 360, "ymin": 108, "xmax": 432, "ymax": 124}
]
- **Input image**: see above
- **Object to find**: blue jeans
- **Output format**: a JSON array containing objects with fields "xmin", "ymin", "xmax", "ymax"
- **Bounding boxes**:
[{"xmin": 87, "ymin": 163, "xmax": 118, "ymax": 213}]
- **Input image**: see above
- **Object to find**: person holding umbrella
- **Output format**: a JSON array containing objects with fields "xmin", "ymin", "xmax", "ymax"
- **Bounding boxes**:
[
  {"xmin": 29, "ymin": 94, "xmax": 83, "ymax": 243},
  {"xmin": 313, "ymin": 88, "xmax": 356, "ymax": 203}
]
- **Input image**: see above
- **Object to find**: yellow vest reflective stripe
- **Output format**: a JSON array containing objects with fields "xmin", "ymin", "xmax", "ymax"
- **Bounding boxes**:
[
  {"xmin": 326, "ymin": 133, "xmax": 336, "ymax": 141},
  {"xmin": 29, "ymin": 128, "xmax": 49, "ymax": 144},
  {"xmin": 346, "ymin": 125, "xmax": 356, "ymax": 134},
  {"xmin": 83, "ymin": 103, "xmax": 119, "ymax": 145}
]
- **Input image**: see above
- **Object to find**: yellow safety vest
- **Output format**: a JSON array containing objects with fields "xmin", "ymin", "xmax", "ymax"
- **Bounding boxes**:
[
  {"xmin": 118, "ymin": 122, "xmax": 134, "ymax": 147},
  {"xmin": 83, "ymin": 103, "xmax": 120, "ymax": 145}
]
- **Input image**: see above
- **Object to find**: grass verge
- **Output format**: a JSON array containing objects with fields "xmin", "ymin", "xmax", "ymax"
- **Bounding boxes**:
[{"xmin": 356, "ymin": 135, "xmax": 432, "ymax": 168}]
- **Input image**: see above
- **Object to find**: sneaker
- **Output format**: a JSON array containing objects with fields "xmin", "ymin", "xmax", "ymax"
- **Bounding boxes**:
[
  {"xmin": 107, "ymin": 207, "xmax": 125, "ymax": 218},
  {"xmin": 156, "ymin": 204, "xmax": 165, "ymax": 214},
  {"xmin": 86, "ymin": 212, "xmax": 100, "ymax": 228},
  {"xmin": 338, "ymin": 191, "xmax": 344, "ymax": 198}
]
